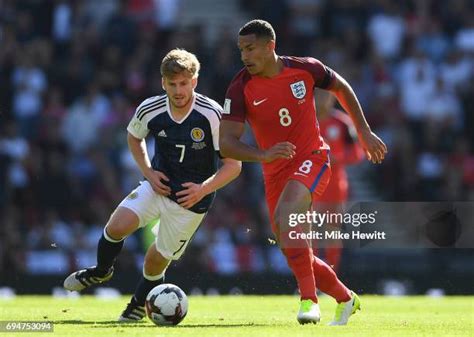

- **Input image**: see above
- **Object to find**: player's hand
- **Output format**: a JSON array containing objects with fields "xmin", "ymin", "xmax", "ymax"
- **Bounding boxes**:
[
  {"xmin": 261, "ymin": 142, "xmax": 296, "ymax": 163},
  {"xmin": 144, "ymin": 169, "xmax": 171, "ymax": 196},
  {"xmin": 176, "ymin": 182, "xmax": 206, "ymax": 209},
  {"xmin": 358, "ymin": 129, "xmax": 387, "ymax": 164}
]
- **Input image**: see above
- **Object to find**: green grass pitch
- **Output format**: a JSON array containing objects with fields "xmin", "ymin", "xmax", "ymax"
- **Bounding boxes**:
[{"xmin": 0, "ymin": 295, "xmax": 472, "ymax": 336}]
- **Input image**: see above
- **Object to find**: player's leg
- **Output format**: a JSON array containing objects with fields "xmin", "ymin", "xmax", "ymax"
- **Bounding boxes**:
[
  {"xmin": 273, "ymin": 179, "xmax": 321, "ymax": 324},
  {"xmin": 314, "ymin": 201, "xmax": 344, "ymax": 272},
  {"xmin": 309, "ymin": 161, "xmax": 359, "ymax": 325},
  {"xmin": 325, "ymin": 246, "xmax": 342, "ymax": 273},
  {"xmin": 63, "ymin": 207, "xmax": 139, "ymax": 292},
  {"xmin": 311, "ymin": 255, "xmax": 350, "ymax": 299},
  {"xmin": 324, "ymin": 205, "xmax": 344, "ymax": 273},
  {"xmin": 119, "ymin": 195, "xmax": 205, "ymax": 321},
  {"xmin": 318, "ymin": 174, "xmax": 348, "ymax": 272},
  {"xmin": 276, "ymin": 150, "xmax": 335, "ymax": 324},
  {"xmin": 119, "ymin": 243, "xmax": 170, "ymax": 322},
  {"xmin": 311, "ymin": 219, "xmax": 361, "ymax": 325},
  {"xmin": 98, "ymin": 207, "xmax": 140, "ymax": 272},
  {"xmin": 64, "ymin": 181, "xmax": 158, "ymax": 291}
]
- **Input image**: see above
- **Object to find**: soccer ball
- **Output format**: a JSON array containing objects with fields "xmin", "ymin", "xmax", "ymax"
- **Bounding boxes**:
[{"xmin": 145, "ymin": 283, "xmax": 188, "ymax": 326}]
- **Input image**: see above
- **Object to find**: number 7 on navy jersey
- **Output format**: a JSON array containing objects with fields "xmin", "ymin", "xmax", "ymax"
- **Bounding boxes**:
[{"xmin": 175, "ymin": 144, "xmax": 186, "ymax": 163}]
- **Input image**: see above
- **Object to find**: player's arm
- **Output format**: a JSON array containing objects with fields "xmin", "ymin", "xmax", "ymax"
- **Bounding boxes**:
[
  {"xmin": 176, "ymin": 157, "xmax": 242, "ymax": 209},
  {"xmin": 127, "ymin": 132, "xmax": 171, "ymax": 196},
  {"xmin": 328, "ymin": 72, "xmax": 387, "ymax": 164},
  {"xmin": 219, "ymin": 120, "xmax": 295, "ymax": 163}
]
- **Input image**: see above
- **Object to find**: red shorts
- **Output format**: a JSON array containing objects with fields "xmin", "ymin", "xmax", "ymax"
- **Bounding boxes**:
[
  {"xmin": 263, "ymin": 150, "xmax": 332, "ymax": 233},
  {"xmin": 320, "ymin": 167, "xmax": 348, "ymax": 203}
]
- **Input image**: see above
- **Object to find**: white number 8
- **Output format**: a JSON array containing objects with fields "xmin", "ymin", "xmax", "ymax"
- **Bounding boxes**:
[
  {"xmin": 279, "ymin": 108, "xmax": 292, "ymax": 127},
  {"xmin": 299, "ymin": 160, "xmax": 313, "ymax": 174}
]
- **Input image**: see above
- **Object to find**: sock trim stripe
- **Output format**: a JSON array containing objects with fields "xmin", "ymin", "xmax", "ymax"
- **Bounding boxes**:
[
  {"xmin": 143, "ymin": 268, "xmax": 166, "ymax": 281},
  {"xmin": 103, "ymin": 228, "xmax": 125, "ymax": 243}
]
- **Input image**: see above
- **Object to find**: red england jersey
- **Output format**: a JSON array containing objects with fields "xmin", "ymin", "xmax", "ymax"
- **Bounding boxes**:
[{"xmin": 223, "ymin": 56, "xmax": 335, "ymax": 177}]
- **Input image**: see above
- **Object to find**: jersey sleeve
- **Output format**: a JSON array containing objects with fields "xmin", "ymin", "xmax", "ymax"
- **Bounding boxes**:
[
  {"xmin": 222, "ymin": 72, "xmax": 248, "ymax": 123},
  {"xmin": 212, "ymin": 118, "xmax": 220, "ymax": 151},
  {"xmin": 127, "ymin": 100, "xmax": 152, "ymax": 139},
  {"xmin": 285, "ymin": 56, "xmax": 336, "ymax": 90},
  {"xmin": 306, "ymin": 57, "xmax": 336, "ymax": 89},
  {"xmin": 210, "ymin": 104, "xmax": 222, "ymax": 151}
]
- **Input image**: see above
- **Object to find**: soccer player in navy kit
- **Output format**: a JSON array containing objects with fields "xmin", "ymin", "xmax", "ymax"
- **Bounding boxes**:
[{"xmin": 64, "ymin": 49, "xmax": 241, "ymax": 321}]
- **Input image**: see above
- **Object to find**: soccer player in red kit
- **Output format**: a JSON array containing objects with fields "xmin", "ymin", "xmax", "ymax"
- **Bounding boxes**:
[
  {"xmin": 219, "ymin": 20, "xmax": 387, "ymax": 325},
  {"xmin": 317, "ymin": 90, "xmax": 365, "ymax": 273}
]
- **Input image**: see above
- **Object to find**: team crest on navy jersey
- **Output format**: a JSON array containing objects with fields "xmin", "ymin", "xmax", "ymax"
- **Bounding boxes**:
[
  {"xmin": 190, "ymin": 127, "xmax": 205, "ymax": 142},
  {"xmin": 290, "ymin": 80, "xmax": 306, "ymax": 99}
]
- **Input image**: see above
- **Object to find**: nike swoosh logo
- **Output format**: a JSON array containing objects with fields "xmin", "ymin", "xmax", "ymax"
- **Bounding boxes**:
[{"xmin": 253, "ymin": 98, "xmax": 268, "ymax": 106}]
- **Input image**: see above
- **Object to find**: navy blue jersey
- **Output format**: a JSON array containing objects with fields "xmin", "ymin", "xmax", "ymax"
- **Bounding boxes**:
[{"xmin": 127, "ymin": 93, "xmax": 222, "ymax": 213}]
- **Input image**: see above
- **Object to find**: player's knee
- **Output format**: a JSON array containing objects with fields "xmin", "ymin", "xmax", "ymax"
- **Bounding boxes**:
[
  {"xmin": 105, "ymin": 223, "xmax": 129, "ymax": 240},
  {"xmin": 320, "ymin": 259, "xmax": 336, "ymax": 276},
  {"xmin": 105, "ymin": 209, "xmax": 139, "ymax": 240},
  {"xmin": 105, "ymin": 220, "xmax": 136, "ymax": 240},
  {"xmin": 273, "ymin": 205, "xmax": 291, "ymax": 233},
  {"xmin": 144, "ymin": 248, "xmax": 169, "ymax": 275}
]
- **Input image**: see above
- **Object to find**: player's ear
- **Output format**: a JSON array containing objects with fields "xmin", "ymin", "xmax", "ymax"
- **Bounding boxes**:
[
  {"xmin": 161, "ymin": 77, "xmax": 166, "ymax": 91},
  {"xmin": 191, "ymin": 77, "xmax": 198, "ymax": 89},
  {"xmin": 267, "ymin": 39, "xmax": 276, "ymax": 53}
]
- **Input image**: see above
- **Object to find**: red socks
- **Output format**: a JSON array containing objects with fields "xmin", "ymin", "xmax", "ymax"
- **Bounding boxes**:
[
  {"xmin": 282, "ymin": 247, "xmax": 318, "ymax": 303},
  {"xmin": 312, "ymin": 255, "xmax": 351, "ymax": 303},
  {"xmin": 280, "ymin": 232, "xmax": 349, "ymax": 303},
  {"xmin": 281, "ymin": 249, "xmax": 351, "ymax": 303},
  {"xmin": 325, "ymin": 247, "xmax": 342, "ymax": 273}
]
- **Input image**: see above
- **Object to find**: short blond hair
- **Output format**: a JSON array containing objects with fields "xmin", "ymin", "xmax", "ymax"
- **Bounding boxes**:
[{"xmin": 160, "ymin": 49, "xmax": 200, "ymax": 79}]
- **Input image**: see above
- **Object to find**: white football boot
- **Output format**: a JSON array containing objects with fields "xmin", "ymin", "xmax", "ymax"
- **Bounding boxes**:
[
  {"xmin": 63, "ymin": 266, "xmax": 114, "ymax": 292},
  {"xmin": 297, "ymin": 299, "xmax": 321, "ymax": 324},
  {"xmin": 328, "ymin": 291, "xmax": 361, "ymax": 326}
]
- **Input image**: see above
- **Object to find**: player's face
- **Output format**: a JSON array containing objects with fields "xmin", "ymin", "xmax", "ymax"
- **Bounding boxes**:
[
  {"xmin": 162, "ymin": 72, "xmax": 197, "ymax": 109},
  {"xmin": 238, "ymin": 34, "xmax": 274, "ymax": 75}
]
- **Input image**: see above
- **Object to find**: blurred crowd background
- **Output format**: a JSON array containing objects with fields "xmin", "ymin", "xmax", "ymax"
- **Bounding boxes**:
[{"xmin": 0, "ymin": 0, "xmax": 473, "ymax": 292}]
